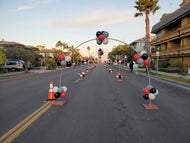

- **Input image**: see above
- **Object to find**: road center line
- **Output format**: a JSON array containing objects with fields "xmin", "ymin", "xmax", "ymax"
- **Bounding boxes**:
[{"xmin": 0, "ymin": 101, "xmax": 51, "ymax": 142}]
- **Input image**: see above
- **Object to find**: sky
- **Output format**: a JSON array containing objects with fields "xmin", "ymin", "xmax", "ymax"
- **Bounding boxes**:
[{"xmin": 0, "ymin": 0, "xmax": 183, "ymax": 59}]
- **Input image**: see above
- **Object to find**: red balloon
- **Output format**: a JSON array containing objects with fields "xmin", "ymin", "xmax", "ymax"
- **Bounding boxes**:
[
  {"xmin": 144, "ymin": 59, "xmax": 150, "ymax": 65},
  {"xmin": 98, "ymin": 34, "xmax": 105, "ymax": 41},
  {"xmin": 134, "ymin": 54, "xmax": 141, "ymax": 61},
  {"xmin": 80, "ymin": 72, "xmax": 82, "ymax": 75},
  {"xmin": 59, "ymin": 55, "xmax": 65, "ymax": 61},
  {"xmin": 117, "ymin": 61, "xmax": 120, "ymax": 64},
  {"xmin": 143, "ymin": 88, "xmax": 150, "ymax": 95},
  {"xmin": 60, "ymin": 92, "xmax": 67, "ymax": 98},
  {"xmin": 120, "ymin": 73, "xmax": 123, "ymax": 76}
]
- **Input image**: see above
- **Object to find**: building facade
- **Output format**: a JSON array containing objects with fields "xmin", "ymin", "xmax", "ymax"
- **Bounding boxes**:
[{"xmin": 151, "ymin": 0, "xmax": 190, "ymax": 68}]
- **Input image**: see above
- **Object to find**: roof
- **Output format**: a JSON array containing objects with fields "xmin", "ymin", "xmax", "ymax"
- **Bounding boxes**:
[
  {"xmin": 0, "ymin": 41, "xmax": 25, "ymax": 46},
  {"xmin": 151, "ymin": 2, "xmax": 190, "ymax": 33},
  {"xmin": 25, "ymin": 45, "xmax": 39, "ymax": 51},
  {"xmin": 36, "ymin": 49, "xmax": 55, "ymax": 53},
  {"xmin": 130, "ymin": 37, "xmax": 146, "ymax": 45}
]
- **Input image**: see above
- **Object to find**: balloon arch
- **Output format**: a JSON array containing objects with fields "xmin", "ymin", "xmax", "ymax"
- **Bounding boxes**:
[
  {"xmin": 73, "ymin": 38, "xmax": 130, "ymax": 51},
  {"xmin": 56, "ymin": 31, "xmax": 159, "ymax": 109}
]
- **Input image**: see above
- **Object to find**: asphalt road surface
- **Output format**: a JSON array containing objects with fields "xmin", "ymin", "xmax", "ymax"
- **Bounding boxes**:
[{"xmin": 0, "ymin": 64, "xmax": 190, "ymax": 143}]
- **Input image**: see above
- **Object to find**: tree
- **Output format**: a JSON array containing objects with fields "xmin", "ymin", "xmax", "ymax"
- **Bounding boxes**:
[
  {"xmin": 87, "ymin": 46, "xmax": 91, "ymax": 57},
  {"xmin": 134, "ymin": 0, "xmax": 160, "ymax": 69},
  {"xmin": 5, "ymin": 47, "xmax": 35, "ymax": 73},
  {"xmin": 56, "ymin": 41, "xmax": 63, "ymax": 50},
  {"xmin": 56, "ymin": 41, "xmax": 69, "ymax": 51},
  {"xmin": 108, "ymin": 45, "xmax": 137, "ymax": 63},
  {"xmin": 68, "ymin": 46, "xmax": 81, "ymax": 64},
  {"xmin": 54, "ymin": 49, "xmax": 63, "ymax": 59},
  {"xmin": 0, "ymin": 48, "xmax": 7, "ymax": 68}
]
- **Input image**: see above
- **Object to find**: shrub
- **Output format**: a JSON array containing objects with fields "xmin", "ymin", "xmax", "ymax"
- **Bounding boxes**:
[{"xmin": 170, "ymin": 60, "xmax": 182, "ymax": 68}]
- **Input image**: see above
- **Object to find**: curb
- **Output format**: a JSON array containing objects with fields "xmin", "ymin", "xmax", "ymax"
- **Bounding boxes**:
[{"xmin": 115, "ymin": 65, "xmax": 190, "ymax": 90}]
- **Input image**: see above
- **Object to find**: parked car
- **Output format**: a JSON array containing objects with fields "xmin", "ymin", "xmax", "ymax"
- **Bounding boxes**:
[
  {"xmin": 13, "ymin": 60, "xmax": 32, "ymax": 70},
  {"xmin": 19, "ymin": 60, "xmax": 32, "ymax": 70},
  {"xmin": 3, "ymin": 61, "xmax": 24, "ymax": 72}
]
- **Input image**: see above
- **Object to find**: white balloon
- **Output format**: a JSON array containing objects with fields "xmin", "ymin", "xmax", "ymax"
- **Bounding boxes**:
[
  {"xmin": 103, "ymin": 38, "xmax": 108, "ymax": 45},
  {"xmin": 61, "ymin": 60, "xmax": 66, "ymax": 66},
  {"xmin": 62, "ymin": 86, "xmax": 67, "ymax": 92},
  {"xmin": 57, "ymin": 87, "xmax": 63, "ymax": 93},
  {"xmin": 103, "ymin": 31, "xmax": 109, "ymax": 38},
  {"xmin": 65, "ymin": 56, "xmax": 71, "ymax": 62},
  {"xmin": 147, "ymin": 85, "xmax": 153, "ymax": 89},
  {"xmin": 116, "ymin": 75, "xmax": 119, "ymax": 78},
  {"xmin": 53, "ymin": 86, "xmax": 58, "ymax": 93},
  {"xmin": 80, "ymin": 74, "xmax": 83, "ymax": 78},
  {"xmin": 82, "ymin": 72, "xmax": 85, "ymax": 74},
  {"xmin": 155, "ymin": 89, "xmax": 159, "ymax": 96},
  {"xmin": 140, "ymin": 50, "xmax": 147, "ymax": 56},
  {"xmin": 137, "ymin": 58, "xmax": 144, "ymax": 65},
  {"xmin": 149, "ymin": 93, "xmax": 156, "ymax": 100}
]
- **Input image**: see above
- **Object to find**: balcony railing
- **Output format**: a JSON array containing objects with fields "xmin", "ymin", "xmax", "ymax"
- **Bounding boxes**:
[
  {"xmin": 151, "ymin": 47, "xmax": 190, "ymax": 57},
  {"xmin": 151, "ymin": 25, "xmax": 190, "ymax": 43}
]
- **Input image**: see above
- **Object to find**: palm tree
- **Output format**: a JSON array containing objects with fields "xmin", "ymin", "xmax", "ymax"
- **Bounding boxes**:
[
  {"xmin": 134, "ymin": 0, "xmax": 160, "ymax": 58},
  {"xmin": 87, "ymin": 46, "xmax": 91, "ymax": 57},
  {"xmin": 56, "ymin": 41, "xmax": 63, "ymax": 50}
]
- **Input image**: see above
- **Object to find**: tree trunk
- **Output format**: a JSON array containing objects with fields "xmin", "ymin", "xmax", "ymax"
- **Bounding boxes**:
[
  {"xmin": 24, "ymin": 61, "xmax": 28, "ymax": 73},
  {"xmin": 145, "ymin": 13, "xmax": 151, "ymax": 72}
]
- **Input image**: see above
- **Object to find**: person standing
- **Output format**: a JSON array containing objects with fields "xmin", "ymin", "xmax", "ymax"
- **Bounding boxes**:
[{"xmin": 129, "ymin": 61, "xmax": 134, "ymax": 72}]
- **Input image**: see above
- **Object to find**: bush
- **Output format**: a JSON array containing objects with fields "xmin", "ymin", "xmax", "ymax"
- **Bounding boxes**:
[
  {"xmin": 182, "ymin": 67, "xmax": 188, "ymax": 73},
  {"xmin": 0, "ymin": 68, "xmax": 8, "ymax": 73},
  {"xmin": 159, "ymin": 68, "xmax": 182, "ymax": 73},
  {"xmin": 170, "ymin": 60, "xmax": 182, "ymax": 68}
]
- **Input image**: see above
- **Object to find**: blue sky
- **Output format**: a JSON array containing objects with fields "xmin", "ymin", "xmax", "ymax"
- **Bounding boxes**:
[{"xmin": 0, "ymin": 0, "xmax": 182, "ymax": 58}]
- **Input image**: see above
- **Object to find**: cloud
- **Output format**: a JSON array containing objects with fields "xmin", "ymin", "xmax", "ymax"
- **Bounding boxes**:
[
  {"xmin": 17, "ymin": 5, "xmax": 33, "ymax": 11},
  {"xmin": 37, "ymin": 9, "xmax": 137, "ymax": 27}
]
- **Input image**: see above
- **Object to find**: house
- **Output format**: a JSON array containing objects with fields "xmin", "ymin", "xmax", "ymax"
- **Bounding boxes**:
[
  {"xmin": 130, "ymin": 36, "xmax": 155, "ymax": 53},
  {"xmin": 151, "ymin": 0, "xmax": 190, "ymax": 68},
  {"xmin": 0, "ymin": 39, "xmax": 39, "ymax": 52}
]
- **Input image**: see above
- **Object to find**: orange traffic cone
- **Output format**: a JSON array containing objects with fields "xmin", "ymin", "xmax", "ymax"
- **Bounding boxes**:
[{"xmin": 47, "ymin": 81, "xmax": 56, "ymax": 100}]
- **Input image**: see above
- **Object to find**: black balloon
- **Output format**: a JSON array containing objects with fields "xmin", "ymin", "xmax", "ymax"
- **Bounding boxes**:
[
  {"xmin": 142, "ymin": 53, "xmax": 148, "ymax": 60},
  {"xmin": 119, "ymin": 75, "xmax": 121, "ymax": 78},
  {"xmin": 96, "ymin": 31, "xmax": 101, "ymax": 37},
  {"xmin": 57, "ymin": 59, "xmax": 61, "ymax": 66},
  {"xmin": 150, "ymin": 88, "xmax": 156, "ymax": 93},
  {"xmin": 66, "ymin": 61, "xmax": 72, "ymax": 67},
  {"xmin": 54, "ymin": 92, "xmax": 60, "ymax": 98},
  {"xmin": 143, "ymin": 94, "xmax": 149, "ymax": 100}
]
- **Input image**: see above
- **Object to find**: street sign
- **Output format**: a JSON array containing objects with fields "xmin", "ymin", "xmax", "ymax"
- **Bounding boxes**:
[{"xmin": 156, "ymin": 51, "xmax": 159, "ymax": 56}]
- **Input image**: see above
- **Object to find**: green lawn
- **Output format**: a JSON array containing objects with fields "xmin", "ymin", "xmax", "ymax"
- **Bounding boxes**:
[{"xmin": 136, "ymin": 70, "xmax": 190, "ymax": 85}]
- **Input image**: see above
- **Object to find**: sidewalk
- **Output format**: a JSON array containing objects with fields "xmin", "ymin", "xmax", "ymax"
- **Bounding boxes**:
[
  {"xmin": 134, "ymin": 67, "xmax": 190, "ymax": 80},
  {"xmin": 0, "ymin": 67, "xmax": 51, "ymax": 77},
  {"xmin": 119, "ymin": 64, "xmax": 190, "ymax": 80}
]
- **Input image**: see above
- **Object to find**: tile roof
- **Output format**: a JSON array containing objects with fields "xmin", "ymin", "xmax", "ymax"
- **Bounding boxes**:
[{"xmin": 151, "ymin": 2, "xmax": 190, "ymax": 33}]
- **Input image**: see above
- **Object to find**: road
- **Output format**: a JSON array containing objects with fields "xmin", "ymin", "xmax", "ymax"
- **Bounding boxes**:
[{"xmin": 0, "ymin": 64, "xmax": 190, "ymax": 143}]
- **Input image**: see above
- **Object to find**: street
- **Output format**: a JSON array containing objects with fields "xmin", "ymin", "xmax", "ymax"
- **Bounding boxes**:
[{"xmin": 0, "ymin": 64, "xmax": 190, "ymax": 143}]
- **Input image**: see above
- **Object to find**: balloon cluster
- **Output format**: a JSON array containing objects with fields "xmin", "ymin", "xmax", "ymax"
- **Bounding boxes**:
[
  {"xmin": 143, "ymin": 85, "xmax": 159, "ymax": 100},
  {"xmin": 105, "ymin": 60, "xmax": 112, "ymax": 65},
  {"xmin": 96, "ymin": 31, "xmax": 109, "ymax": 45},
  {"xmin": 104, "ymin": 65, "xmax": 112, "ymax": 73},
  {"xmin": 82, "ymin": 58, "xmax": 88, "ymax": 65},
  {"xmin": 53, "ymin": 86, "xmax": 67, "ymax": 98},
  {"xmin": 57, "ymin": 55, "xmax": 72, "ymax": 67},
  {"xmin": 79, "ymin": 72, "xmax": 85, "ymax": 78},
  {"xmin": 116, "ymin": 59, "xmax": 121, "ymax": 65},
  {"xmin": 134, "ymin": 51, "xmax": 150, "ymax": 65},
  {"xmin": 98, "ymin": 48, "xmax": 104, "ymax": 56},
  {"xmin": 116, "ymin": 72, "xmax": 123, "ymax": 79}
]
